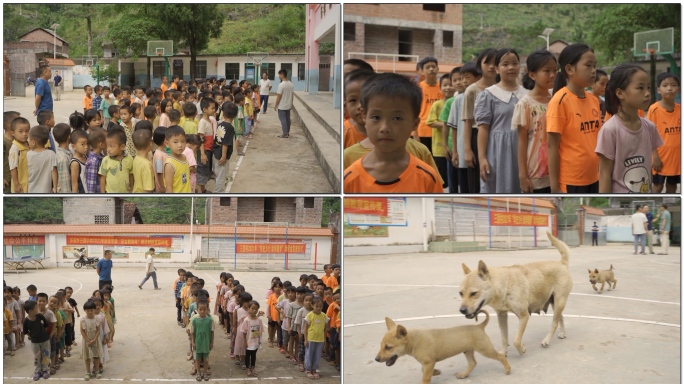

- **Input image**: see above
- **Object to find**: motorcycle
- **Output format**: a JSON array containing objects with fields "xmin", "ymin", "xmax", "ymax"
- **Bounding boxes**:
[{"xmin": 73, "ymin": 249, "xmax": 99, "ymax": 269}]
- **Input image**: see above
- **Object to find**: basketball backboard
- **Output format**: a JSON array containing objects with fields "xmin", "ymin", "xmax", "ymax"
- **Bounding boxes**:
[
  {"xmin": 82, "ymin": 55, "xmax": 98, "ymax": 67},
  {"xmin": 634, "ymin": 28, "xmax": 674, "ymax": 57},
  {"xmin": 147, "ymin": 40, "xmax": 174, "ymax": 57}
]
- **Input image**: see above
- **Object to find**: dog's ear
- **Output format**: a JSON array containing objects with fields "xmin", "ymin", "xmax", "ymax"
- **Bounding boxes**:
[
  {"xmin": 396, "ymin": 325, "xmax": 407, "ymax": 339},
  {"xmin": 385, "ymin": 317, "xmax": 396, "ymax": 330},
  {"xmin": 477, "ymin": 260, "xmax": 490, "ymax": 279},
  {"xmin": 594, "ymin": 269, "xmax": 599, "ymax": 273},
  {"xmin": 587, "ymin": 269, "xmax": 591, "ymax": 273},
  {"xmin": 462, "ymin": 263, "xmax": 471, "ymax": 275}
]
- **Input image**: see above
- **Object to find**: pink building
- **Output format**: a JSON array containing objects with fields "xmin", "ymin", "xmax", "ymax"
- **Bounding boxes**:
[{"xmin": 305, "ymin": 4, "xmax": 341, "ymax": 108}]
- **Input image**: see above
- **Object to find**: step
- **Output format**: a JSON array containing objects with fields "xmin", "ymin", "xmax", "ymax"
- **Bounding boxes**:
[
  {"xmin": 428, "ymin": 241, "xmax": 487, "ymax": 253},
  {"xmin": 293, "ymin": 92, "xmax": 340, "ymax": 143},
  {"xmin": 193, "ymin": 262, "xmax": 223, "ymax": 270}
]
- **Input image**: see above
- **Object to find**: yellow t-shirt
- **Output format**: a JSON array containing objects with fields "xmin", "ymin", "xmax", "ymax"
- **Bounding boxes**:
[
  {"xmin": 305, "ymin": 311, "xmax": 328, "ymax": 343},
  {"xmin": 132, "ymin": 156, "xmax": 155, "ymax": 193},
  {"xmin": 98, "ymin": 155, "xmax": 133, "ymax": 193},
  {"xmin": 9, "ymin": 140, "xmax": 29, "ymax": 192},
  {"xmin": 427, "ymin": 99, "xmax": 446, "ymax": 157},
  {"xmin": 181, "ymin": 119, "xmax": 198, "ymax": 135},
  {"xmin": 164, "ymin": 156, "xmax": 192, "ymax": 193},
  {"xmin": 244, "ymin": 98, "xmax": 253, "ymax": 117},
  {"xmin": 4, "ymin": 308, "xmax": 13, "ymax": 334}
]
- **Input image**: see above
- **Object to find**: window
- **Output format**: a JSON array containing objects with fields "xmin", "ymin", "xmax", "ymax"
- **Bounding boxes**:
[
  {"xmin": 304, "ymin": 198, "xmax": 315, "ymax": 208},
  {"xmin": 225, "ymin": 63, "xmax": 239, "ymax": 80},
  {"xmin": 94, "ymin": 215, "xmax": 110, "ymax": 224},
  {"xmin": 280, "ymin": 63, "xmax": 292, "ymax": 79},
  {"xmin": 262, "ymin": 63, "xmax": 276, "ymax": 81},
  {"xmin": 152, "ymin": 61, "xmax": 165, "ymax": 78},
  {"xmin": 220, "ymin": 197, "xmax": 231, "ymax": 206},
  {"xmin": 423, "ymin": 4, "xmax": 445, "ymax": 12},
  {"xmin": 443, "ymin": 31, "xmax": 453, "ymax": 48},
  {"xmin": 344, "ymin": 22, "xmax": 356, "ymax": 41},
  {"xmin": 298, "ymin": 63, "xmax": 306, "ymax": 80},
  {"xmin": 194, "ymin": 60, "xmax": 207, "ymax": 80}
]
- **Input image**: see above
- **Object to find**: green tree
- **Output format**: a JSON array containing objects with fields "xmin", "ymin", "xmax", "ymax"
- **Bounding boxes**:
[
  {"xmin": 321, "ymin": 198, "xmax": 341, "ymax": 227},
  {"xmin": 91, "ymin": 63, "xmax": 120, "ymax": 85},
  {"xmin": 4, "ymin": 198, "xmax": 63, "ymax": 223}
]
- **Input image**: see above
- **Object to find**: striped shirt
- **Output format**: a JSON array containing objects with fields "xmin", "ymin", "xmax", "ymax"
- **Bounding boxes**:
[
  {"xmin": 85, "ymin": 151, "xmax": 104, "ymax": 193},
  {"xmin": 55, "ymin": 147, "xmax": 72, "ymax": 193}
]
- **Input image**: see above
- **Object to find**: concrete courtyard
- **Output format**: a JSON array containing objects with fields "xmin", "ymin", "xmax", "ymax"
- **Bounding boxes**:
[{"xmin": 344, "ymin": 243, "xmax": 680, "ymax": 384}]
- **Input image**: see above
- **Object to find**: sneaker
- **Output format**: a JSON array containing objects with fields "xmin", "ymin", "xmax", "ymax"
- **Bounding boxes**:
[
  {"xmin": 138, "ymin": 285, "xmax": 142, "ymax": 290},
  {"xmin": 42, "ymin": 371, "xmax": 50, "ymax": 380},
  {"xmin": 33, "ymin": 372, "xmax": 42, "ymax": 381}
]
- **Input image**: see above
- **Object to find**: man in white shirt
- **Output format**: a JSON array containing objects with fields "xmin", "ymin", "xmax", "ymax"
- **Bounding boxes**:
[
  {"xmin": 138, "ymin": 248, "xmax": 161, "ymax": 290},
  {"xmin": 631, "ymin": 205, "xmax": 648, "ymax": 255},
  {"xmin": 259, "ymin": 72, "xmax": 272, "ymax": 114},
  {"xmin": 275, "ymin": 69, "xmax": 294, "ymax": 138}
]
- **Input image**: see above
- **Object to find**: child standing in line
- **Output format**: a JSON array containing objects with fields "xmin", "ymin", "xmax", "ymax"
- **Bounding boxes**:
[
  {"xmin": 252, "ymin": 84, "xmax": 261, "ymax": 126},
  {"xmin": 101, "ymin": 291, "xmax": 115, "ymax": 346},
  {"xmin": 80, "ymin": 300, "xmax": 102, "ymax": 381},
  {"xmin": 85, "ymin": 128, "xmax": 106, "ymax": 193},
  {"xmin": 174, "ymin": 269, "xmax": 187, "ymax": 326},
  {"xmin": 83, "ymin": 85, "xmax": 93, "ymax": 114},
  {"xmin": 92, "ymin": 298, "xmax": 109, "ymax": 374},
  {"xmin": 100, "ymin": 87, "xmax": 112, "ymax": 128},
  {"xmin": 241, "ymin": 301, "xmax": 264, "ymax": 377},
  {"xmin": 213, "ymin": 102, "xmax": 237, "ymax": 192},
  {"xmin": 196, "ymin": 98, "xmax": 215, "ymax": 193},
  {"xmin": 243, "ymin": 88, "xmax": 254, "ymax": 139},
  {"xmin": 287, "ymin": 287, "xmax": 305, "ymax": 365},
  {"xmin": 596, "ymin": 64, "xmax": 663, "ymax": 193},
  {"xmin": 99, "ymin": 128, "xmax": 134, "ymax": 193},
  {"xmin": 152, "ymin": 127, "xmax": 168, "ymax": 193},
  {"xmin": 438, "ymin": 66, "xmax": 463, "ymax": 193},
  {"xmin": 590, "ymin": 70, "xmax": 608, "ymax": 123},
  {"xmin": 65, "ymin": 287, "xmax": 80, "ymax": 349},
  {"xmin": 159, "ymin": 99, "xmax": 173, "ymax": 128},
  {"xmin": 184, "ymin": 134, "xmax": 200, "ymax": 193},
  {"xmin": 233, "ymin": 292, "xmax": 252, "ymax": 370},
  {"xmin": 228, "ymin": 284, "xmax": 243, "ymax": 358},
  {"xmin": 118, "ymin": 105, "xmax": 138, "ymax": 157},
  {"xmin": 233, "ymin": 94, "xmax": 246, "ymax": 156},
  {"xmin": 27, "ymin": 125, "xmax": 57, "ymax": 193},
  {"xmin": 513, "ymin": 50, "xmax": 557, "ymax": 194},
  {"xmin": 36, "ymin": 293, "xmax": 57, "ymax": 377},
  {"xmin": 190, "ymin": 300, "xmax": 214, "ymax": 381},
  {"xmin": 92, "ymin": 85, "xmax": 103, "ymax": 113},
  {"xmin": 426, "ymin": 73, "xmax": 455, "ymax": 190},
  {"xmin": 295, "ymin": 293, "xmax": 313, "ymax": 371},
  {"xmin": 266, "ymin": 281, "xmax": 283, "ymax": 349},
  {"xmin": 23, "ymin": 300, "xmax": 52, "ymax": 380},
  {"xmin": 326, "ymin": 290, "xmax": 341, "ymax": 371},
  {"xmin": 11, "ymin": 287, "xmax": 25, "ymax": 349},
  {"xmin": 47, "ymin": 295, "xmax": 64, "ymax": 374},
  {"xmin": 647, "ymin": 72, "xmax": 681, "ymax": 194},
  {"xmin": 131, "ymin": 130, "xmax": 155, "ymax": 193},
  {"xmin": 4, "ymin": 297, "xmax": 15, "ymax": 356},
  {"xmin": 303, "ymin": 297, "xmax": 329, "ymax": 380},
  {"xmin": 9, "ymin": 117, "xmax": 31, "ymax": 193},
  {"xmin": 71, "ymin": 129, "xmax": 90, "ymax": 193},
  {"xmin": 414, "ymin": 57, "xmax": 442, "ymax": 152},
  {"xmin": 53, "ymin": 124, "xmax": 72, "ymax": 193},
  {"xmin": 181, "ymin": 103, "xmax": 199, "ymax": 135},
  {"xmin": 547, "ymin": 43, "xmax": 602, "ymax": 193},
  {"xmin": 57, "ymin": 291, "xmax": 74, "ymax": 358},
  {"xmin": 277, "ymin": 287, "xmax": 295, "ymax": 359},
  {"xmin": 163, "ymin": 126, "xmax": 192, "ymax": 193},
  {"xmin": 36, "ymin": 110, "xmax": 55, "ymax": 151},
  {"xmin": 4, "ymin": 287, "xmax": 20, "ymax": 353}
]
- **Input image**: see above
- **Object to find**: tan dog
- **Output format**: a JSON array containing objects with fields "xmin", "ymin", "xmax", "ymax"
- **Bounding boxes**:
[
  {"xmin": 588, "ymin": 265, "xmax": 616, "ymax": 293},
  {"xmin": 375, "ymin": 310, "xmax": 511, "ymax": 383},
  {"xmin": 459, "ymin": 231, "xmax": 573, "ymax": 355}
]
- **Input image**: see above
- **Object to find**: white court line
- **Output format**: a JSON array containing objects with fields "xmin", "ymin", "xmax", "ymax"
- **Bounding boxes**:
[
  {"xmin": 55, "ymin": 275, "xmax": 84, "ymax": 295},
  {"xmin": 345, "ymin": 283, "xmax": 459, "ymax": 288},
  {"xmin": 344, "ymin": 313, "xmax": 680, "ymax": 328},
  {"xmin": 224, "ymin": 140, "xmax": 250, "ymax": 193},
  {"xmin": 570, "ymin": 292, "xmax": 679, "ymax": 305},
  {"xmin": 203, "ymin": 271, "xmax": 218, "ymax": 284}
]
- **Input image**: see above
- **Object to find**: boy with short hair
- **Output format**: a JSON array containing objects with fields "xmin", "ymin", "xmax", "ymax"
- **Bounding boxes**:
[
  {"xmin": 35, "ymin": 293, "xmax": 56, "ymax": 378},
  {"xmin": 173, "ymin": 91, "xmax": 182, "ymax": 112},
  {"xmin": 161, "ymin": 76, "xmax": 169, "ymax": 95},
  {"xmin": 144, "ymin": 105, "xmax": 158, "ymax": 129},
  {"xmin": 133, "ymin": 86, "xmax": 145, "ymax": 105},
  {"xmin": 86, "ymin": 127, "xmax": 107, "ymax": 193},
  {"xmin": 326, "ymin": 290, "xmax": 341, "ymax": 371},
  {"xmin": 100, "ymin": 86, "xmax": 112, "ymax": 128},
  {"xmin": 112, "ymin": 89, "xmax": 122, "ymax": 106},
  {"xmin": 426, "ymin": 73, "xmax": 455, "ymax": 191},
  {"xmin": 22, "ymin": 300, "xmax": 52, "ymax": 381},
  {"xmin": 181, "ymin": 103, "xmax": 198, "ymax": 135},
  {"xmin": 52, "ymin": 123, "xmax": 72, "ymax": 193},
  {"xmin": 83, "ymin": 85, "xmax": 94, "ymax": 114},
  {"xmin": 119, "ymin": 105, "xmax": 139, "ymax": 157},
  {"xmin": 70, "ymin": 129, "xmax": 90, "ymax": 193},
  {"xmin": 36, "ymin": 110, "xmax": 56, "ymax": 151},
  {"xmin": 144, "ymin": 88, "xmax": 154, "ymax": 107},
  {"xmin": 243, "ymin": 87, "xmax": 254, "ymax": 139},
  {"xmin": 107, "ymin": 105, "xmax": 120, "ymax": 131},
  {"xmin": 233, "ymin": 94, "xmax": 246, "ymax": 156},
  {"xmin": 27, "ymin": 125, "xmax": 57, "ymax": 193},
  {"xmin": 196, "ymin": 98, "xmax": 215, "ymax": 193},
  {"xmin": 168, "ymin": 110, "xmax": 181, "ymax": 127},
  {"xmin": 8, "ymin": 117, "xmax": 31, "ymax": 193},
  {"xmin": 343, "ymin": 73, "xmax": 443, "ymax": 193},
  {"xmin": 152, "ymin": 127, "xmax": 168, "ymax": 193},
  {"xmin": 415, "ymin": 57, "xmax": 442, "ymax": 152},
  {"xmin": 648, "ymin": 72, "xmax": 681, "ymax": 194},
  {"xmin": 99, "ymin": 128, "xmax": 134, "ymax": 193},
  {"xmin": 213, "ymin": 102, "xmax": 238, "ymax": 192},
  {"xmin": 163, "ymin": 125, "xmax": 192, "ymax": 193},
  {"xmin": 121, "ymin": 86, "xmax": 134, "ymax": 105},
  {"xmin": 92, "ymin": 85, "xmax": 103, "ymax": 113},
  {"xmin": 4, "ymin": 111, "xmax": 20, "ymax": 193},
  {"xmin": 132, "ymin": 129, "xmax": 155, "ymax": 193}
]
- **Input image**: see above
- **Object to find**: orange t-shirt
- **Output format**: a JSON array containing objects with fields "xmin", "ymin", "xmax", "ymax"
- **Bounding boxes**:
[
  {"xmin": 417, "ymin": 81, "xmax": 443, "ymax": 138},
  {"xmin": 325, "ymin": 275, "xmax": 339, "ymax": 291},
  {"xmin": 326, "ymin": 303, "xmax": 339, "ymax": 329},
  {"xmin": 83, "ymin": 95, "xmax": 93, "ymax": 110},
  {"xmin": 170, "ymin": 82, "xmax": 178, "ymax": 90},
  {"xmin": 647, "ymin": 102, "xmax": 681, "ymax": 176},
  {"xmin": 343, "ymin": 118, "xmax": 365, "ymax": 149},
  {"xmin": 546, "ymin": 87, "xmax": 602, "ymax": 191},
  {"xmin": 161, "ymin": 83, "xmax": 169, "ymax": 95},
  {"xmin": 267, "ymin": 293, "xmax": 279, "ymax": 322},
  {"xmin": 254, "ymin": 91, "xmax": 261, "ymax": 109},
  {"xmin": 344, "ymin": 153, "xmax": 443, "ymax": 193}
]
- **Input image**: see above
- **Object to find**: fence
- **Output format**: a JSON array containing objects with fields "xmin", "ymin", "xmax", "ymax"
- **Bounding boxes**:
[{"xmin": 9, "ymin": 71, "xmax": 35, "ymax": 97}]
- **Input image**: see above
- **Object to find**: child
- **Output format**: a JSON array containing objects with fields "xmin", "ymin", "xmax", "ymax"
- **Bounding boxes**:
[
  {"xmin": 131, "ymin": 129, "xmax": 155, "ymax": 193},
  {"xmin": 252, "ymin": 84, "xmax": 261, "ymax": 124},
  {"xmin": 415, "ymin": 57, "xmax": 442, "ymax": 153},
  {"xmin": 426, "ymin": 73, "xmax": 455, "ymax": 190},
  {"xmin": 27, "ymin": 125, "xmax": 57, "ymax": 193},
  {"xmin": 343, "ymin": 73, "xmax": 443, "ymax": 193},
  {"xmin": 163, "ymin": 125, "xmax": 192, "ymax": 193},
  {"xmin": 303, "ymin": 297, "xmax": 329, "ymax": 379},
  {"xmin": 4, "ymin": 288, "xmax": 20, "ymax": 353},
  {"xmin": 547, "ymin": 43, "xmax": 602, "ymax": 193},
  {"xmin": 233, "ymin": 94, "xmax": 246, "ymax": 156},
  {"xmin": 181, "ymin": 103, "xmax": 198, "ymax": 135},
  {"xmin": 69, "ymin": 129, "xmax": 89, "ymax": 193},
  {"xmin": 36, "ymin": 293, "xmax": 57, "ymax": 376},
  {"xmin": 342, "ymin": 68, "xmax": 370, "ymax": 149},
  {"xmin": 174, "ymin": 269, "xmax": 187, "ymax": 325},
  {"xmin": 173, "ymin": 91, "xmax": 182, "ymax": 112},
  {"xmin": 3, "ymin": 111, "xmax": 20, "ymax": 193},
  {"xmin": 463, "ymin": 48, "xmax": 498, "ymax": 193},
  {"xmin": 112, "ymin": 89, "xmax": 122, "ymax": 106},
  {"xmin": 100, "ymin": 290, "xmax": 114, "ymax": 346},
  {"xmin": 36, "ymin": 110, "xmax": 56, "ymax": 150},
  {"xmin": 190, "ymin": 300, "xmax": 214, "ymax": 381},
  {"xmin": 83, "ymin": 85, "xmax": 93, "ymax": 114},
  {"xmin": 8, "ymin": 117, "xmax": 31, "ymax": 193},
  {"xmin": 648, "ymin": 72, "xmax": 680, "ymax": 193},
  {"xmin": 287, "ymin": 287, "xmax": 305, "ymax": 364},
  {"xmin": 266, "ymin": 281, "xmax": 282, "ymax": 349},
  {"xmin": 277, "ymin": 287, "xmax": 295, "ymax": 358},
  {"xmin": 91, "ymin": 298, "xmax": 109, "ymax": 373},
  {"xmin": 168, "ymin": 110, "xmax": 181, "ymax": 127},
  {"xmin": 47, "ymin": 295, "xmax": 64, "ymax": 374},
  {"xmin": 596, "ymin": 64, "xmax": 663, "ymax": 193},
  {"xmin": 330, "ymin": 264, "xmax": 341, "ymax": 292},
  {"xmin": 23, "ymin": 300, "xmax": 52, "ymax": 380},
  {"xmin": 437, "ymin": 66, "xmax": 462, "ymax": 192},
  {"xmin": 240, "ymin": 301, "xmax": 264, "ymax": 377},
  {"xmin": 65, "ymin": 287, "xmax": 80, "ymax": 350},
  {"xmin": 92, "ymin": 85, "xmax": 103, "ymax": 113},
  {"xmin": 106, "ymin": 105, "xmax": 120, "ymax": 131},
  {"xmin": 99, "ymin": 128, "xmax": 134, "ymax": 193},
  {"xmin": 513, "ymin": 50, "xmax": 557, "ymax": 194},
  {"xmin": 11, "ymin": 287, "xmax": 25, "ymax": 348},
  {"xmin": 52, "ymin": 123, "xmax": 72, "ymax": 193},
  {"xmin": 184, "ymin": 134, "xmax": 200, "ymax": 192},
  {"xmin": 70, "ymin": 111, "xmax": 86, "ymax": 131},
  {"xmin": 243, "ymin": 88, "xmax": 254, "ymax": 139},
  {"xmin": 153, "ymin": 127, "xmax": 168, "ymax": 193},
  {"xmin": 213, "ymin": 102, "xmax": 237, "ymax": 192},
  {"xmin": 119, "ymin": 105, "xmax": 138, "ymax": 157},
  {"xmin": 85, "ymin": 128, "xmax": 107, "ymax": 193},
  {"xmin": 100, "ymin": 86, "xmax": 112, "ymax": 128},
  {"xmin": 144, "ymin": 105, "xmax": 158, "ymax": 129},
  {"xmin": 591, "ymin": 70, "xmax": 609, "ymax": 122},
  {"xmin": 160, "ymin": 99, "xmax": 173, "ymax": 128},
  {"xmin": 233, "ymin": 292, "xmax": 252, "ymax": 369},
  {"xmin": 326, "ymin": 290, "xmax": 341, "ymax": 370},
  {"xmin": 196, "ymin": 98, "xmax": 215, "ymax": 193},
  {"xmin": 57, "ymin": 291, "xmax": 74, "ymax": 358},
  {"xmin": 474, "ymin": 48, "xmax": 527, "ymax": 193},
  {"xmin": 84, "ymin": 108, "xmax": 103, "ymax": 134},
  {"xmin": 80, "ymin": 300, "xmax": 102, "ymax": 381},
  {"xmin": 133, "ymin": 86, "xmax": 144, "ymax": 105},
  {"xmin": 161, "ymin": 76, "xmax": 169, "ymax": 95},
  {"xmin": 4, "ymin": 297, "xmax": 15, "ymax": 356},
  {"xmin": 294, "ymin": 293, "xmax": 313, "ymax": 371}
]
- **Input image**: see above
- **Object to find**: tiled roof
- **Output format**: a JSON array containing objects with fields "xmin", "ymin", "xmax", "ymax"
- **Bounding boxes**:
[
  {"xmin": 581, "ymin": 206, "xmax": 605, "ymax": 216},
  {"xmin": 3, "ymin": 224, "xmax": 333, "ymax": 237},
  {"xmin": 44, "ymin": 58, "xmax": 75, "ymax": 67}
]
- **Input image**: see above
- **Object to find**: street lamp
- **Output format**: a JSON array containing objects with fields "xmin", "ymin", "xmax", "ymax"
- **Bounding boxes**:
[
  {"xmin": 538, "ymin": 27, "xmax": 554, "ymax": 51},
  {"xmin": 50, "ymin": 23, "xmax": 60, "ymax": 59}
]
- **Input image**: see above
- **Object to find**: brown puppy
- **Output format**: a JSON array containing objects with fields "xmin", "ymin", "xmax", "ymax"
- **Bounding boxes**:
[
  {"xmin": 459, "ymin": 231, "xmax": 573, "ymax": 355},
  {"xmin": 588, "ymin": 265, "xmax": 617, "ymax": 293},
  {"xmin": 375, "ymin": 310, "xmax": 511, "ymax": 383}
]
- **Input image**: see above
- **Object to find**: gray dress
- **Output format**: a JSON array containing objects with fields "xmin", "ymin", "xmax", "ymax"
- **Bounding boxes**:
[{"xmin": 474, "ymin": 85, "xmax": 527, "ymax": 193}]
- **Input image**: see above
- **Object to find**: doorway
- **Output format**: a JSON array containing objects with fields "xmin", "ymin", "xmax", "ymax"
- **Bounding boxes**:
[
  {"xmin": 398, "ymin": 30, "xmax": 412, "ymax": 61},
  {"xmin": 264, "ymin": 198, "xmax": 277, "ymax": 222}
]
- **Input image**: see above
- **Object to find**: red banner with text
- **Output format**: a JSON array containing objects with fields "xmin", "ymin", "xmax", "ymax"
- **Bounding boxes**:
[
  {"xmin": 66, "ymin": 235, "xmax": 172, "ymax": 247},
  {"xmin": 235, "ymin": 243, "xmax": 306, "ymax": 254},
  {"xmin": 4, "ymin": 236, "xmax": 45, "ymax": 245},
  {"xmin": 490, "ymin": 212, "xmax": 549, "ymax": 227},
  {"xmin": 343, "ymin": 197, "xmax": 388, "ymax": 216}
]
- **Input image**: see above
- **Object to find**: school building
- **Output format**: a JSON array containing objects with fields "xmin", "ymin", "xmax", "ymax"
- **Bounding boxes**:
[
  {"xmin": 344, "ymin": 4, "xmax": 463, "ymax": 75},
  {"xmin": 305, "ymin": 4, "xmax": 341, "ymax": 108}
]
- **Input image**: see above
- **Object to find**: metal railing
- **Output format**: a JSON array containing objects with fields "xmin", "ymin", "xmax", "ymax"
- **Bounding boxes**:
[{"xmin": 346, "ymin": 52, "xmax": 420, "ymax": 73}]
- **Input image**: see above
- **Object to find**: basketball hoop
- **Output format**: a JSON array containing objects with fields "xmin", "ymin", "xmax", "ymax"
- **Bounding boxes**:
[
  {"xmin": 643, "ymin": 48, "xmax": 656, "ymax": 56},
  {"xmin": 157, "ymin": 51, "xmax": 163, "ymax": 57}
]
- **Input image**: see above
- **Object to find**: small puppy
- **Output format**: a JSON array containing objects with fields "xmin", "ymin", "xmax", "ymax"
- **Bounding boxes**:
[
  {"xmin": 375, "ymin": 310, "xmax": 511, "ymax": 383},
  {"xmin": 588, "ymin": 265, "xmax": 617, "ymax": 294}
]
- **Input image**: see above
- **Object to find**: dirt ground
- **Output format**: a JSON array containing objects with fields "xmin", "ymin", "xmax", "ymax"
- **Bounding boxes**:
[
  {"xmin": 2, "ymin": 267, "xmax": 340, "ymax": 383},
  {"xmin": 3, "ymin": 91, "xmax": 334, "ymax": 193},
  {"xmin": 344, "ymin": 243, "xmax": 680, "ymax": 384}
]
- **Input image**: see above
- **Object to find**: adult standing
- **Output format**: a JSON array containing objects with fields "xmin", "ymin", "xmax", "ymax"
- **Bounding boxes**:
[
  {"xmin": 259, "ymin": 72, "xmax": 272, "ymax": 114},
  {"xmin": 658, "ymin": 204, "xmax": 671, "ymax": 255},
  {"xmin": 274, "ymin": 69, "xmax": 294, "ymax": 138},
  {"xmin": 631, "ymin": 205, "xmax": 648, "ymax": 255},
  {"xmin": 53, "ymin": 71, "xmax": 63, "ymax": 101},
  {"xmin": 34, "ymin": 66, "xmax": 53, "ymax": 116},
  {"xmin": 138, "ymin": 248, "xmax": 160, "ymax": 290},
  {"xmin": 643, "ymin": 205, "xmax": 655, "ymax": 255},
  {"xmin": 96, "ymin": 250, "xmax": 113, "ymax": 290},
  {"xmin": 591, "ymin": 222, "xmax": 599, "ymax": 246}
]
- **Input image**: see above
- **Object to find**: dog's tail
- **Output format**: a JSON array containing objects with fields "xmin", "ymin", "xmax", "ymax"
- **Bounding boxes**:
[
  {"xmin": 546, "ymin": 231, "xmax": 570, "ymax": 267},
  {"xmin": 477, "ymin": 310, "xmax": 490, "ymax": 328}
]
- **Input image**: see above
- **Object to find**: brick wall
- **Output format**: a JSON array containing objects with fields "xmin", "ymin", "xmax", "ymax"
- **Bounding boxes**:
[
  {"xmin": 20, "ymin": 30, "xmax": 67, "ymax": 48},
  {"xmin": 206, "ymin": 198, "xmax": 322, "ymax": 226},
  {"xmin": 364, "ymin": 25, "xmax": 399, "ymax": 56},
  {"xmin": 62, "ymin": 198, "xmax": 116, "ymax": 224},
  {"xmin": 344, "ymin": 22, "xmax": 366, "ymax": 57},
  {"xmin": 344, "ymin": 4, "xmax": 462, "ymax": 26},
  {"xmin": 295, "ymin": 198, "xmax": 323, "ymax": 227},
  {"xmin": 236, "ymin": 198, "xmax": 265, "ymax": 223},
  {"xmin": 207, "ymin": 198, "xmax": 238, "ymax": 224}
]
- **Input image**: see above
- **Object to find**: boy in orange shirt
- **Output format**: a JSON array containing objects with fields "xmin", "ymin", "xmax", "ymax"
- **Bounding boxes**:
[
  {"xmin": 343, "ymin": 73, "xmax": 443, "ymax": 193},
  {"xmin": 648, "ymin": 73, "xmax": 680, "ymax": 193},
  {"xmin": 325, "ymin": 290, "xmax": 340, "ymax": 371},
  {"xmin": 415, "ymin": 57, "xmax": 443, "ymax": 153},
  {"xmin": 82, "ymin": 85, "xmax": 93, "ymax": 114}
]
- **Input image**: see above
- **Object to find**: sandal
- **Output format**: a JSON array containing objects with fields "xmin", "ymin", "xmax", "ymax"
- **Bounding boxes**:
[
  {"xmin": 277, "ymin": 134, "xmax": 289, "ymax": 138},
  {"xmin": 291, "ymin": 357, "xmax": 298, "ymax": 364},
  {"xmin": 10, "ymin": 350, "xmax": 15, "ymax": 356},
  {"xmin": 299, "ymin": 363, "xmax": 305, "ymax": 372},
  {"xmin": 195, "ymin": 372, "xmax": 202, "ymax": 381},
  {"xmin": 65, "ymin": 350, "xmax": 71, "ymax": 357},
  {"xmin": 84, "ymin": 372, "xmax": 91, "ymax": 381},
  {"xmin": 269, "ymin": 340, "xmax": 274, "ymax": 348},
  {"xmin": 50, "ymin": 367, "xmax": 57, "ymax": 375},
  {"xmin": 190, "ymin": 366, "xmax": 197, "ymax": 376},
  {"xmin": 204, "ymin": 368, "xmax": 211, "ymax": 381},
  {"xmin": 314, "ymin": 373, "xmax": 321, "ymax": 379},
  {"xmin": 306, "ymin": 371, "xmax": 315, "ymax": 379},
  {"xmin": 245, "ymin": 368, "xmax": 251, "ymax": 377},
  {"xmin": 241, "ymin": 363, "xmax": 247, "ymax": 370}
]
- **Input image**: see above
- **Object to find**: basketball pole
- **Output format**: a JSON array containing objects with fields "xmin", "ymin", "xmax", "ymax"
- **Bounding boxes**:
[{"xmin": 650, "ymin": 50, "xmax": 657, "ymax": 104}]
